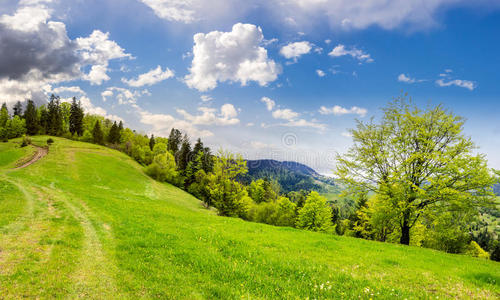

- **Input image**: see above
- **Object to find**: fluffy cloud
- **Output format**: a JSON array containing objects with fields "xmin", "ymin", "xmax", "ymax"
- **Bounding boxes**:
[
  {"xmin": 122, "ymin": 65, "xmax": 174, "ymax": 87},
  {"xmin": 272, "ymin": 108, "xmax": 299, "ymax": 121},
  {"xmin": 398, "ymin": 73, "xmax": 416, "ymax": 83},
  {"xmin": 436, "ymin": 78, "xmax": 475, "ymax": 90},
  {"xmin": 319, "ymin": 105, "xmax": 367, "ymax": 117},
  {"xmin": 316, "ymin": 69, "xmax": 326, "ymax": 77},
  {"xmin": 261, "ymin": 96, "xmax": 275, "ymax": 111},
  {"xmin": 138, "ymin": 109, "xmax": 213, "ymax": 138},
  {"xmin": 0, "ymin": 2, "xmax": 131, "ymax": 104},
  {"xmin": 176, "ymin": 104, "xmax": 240, "ymax": 126},
  {"xmin": 52, "ymin": 86, "xmax": 86, "ymax": 95},
  {"xmin": 329, "ymin": 44, "xmax": 373, "ymax": 63},
  {"xmin": 279, "ymin": 41, "xmax": 312, "ymax": 60},
  {"xmin": 101, "ymin": 87, "xmax": 150, "ymax": 105},
  {"xmin": 185, "ymin": 23, "xmax": 281, "ymax": 91}
]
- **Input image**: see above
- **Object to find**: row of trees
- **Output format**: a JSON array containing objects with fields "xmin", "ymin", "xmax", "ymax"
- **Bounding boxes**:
[{"xmin": 3, "ymin": 97, "xmax": 336, "ymax": 234}]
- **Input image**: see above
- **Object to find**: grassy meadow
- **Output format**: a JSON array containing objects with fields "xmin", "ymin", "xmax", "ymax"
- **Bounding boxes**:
[{"xmin": 0, "ymin": 136, "xmax": 498, "ymax": 299}]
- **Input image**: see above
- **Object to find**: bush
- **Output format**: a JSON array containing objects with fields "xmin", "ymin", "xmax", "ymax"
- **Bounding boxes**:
[
  {"xmin": 47, "ymin": 138, "xmax": 54, "ymax": 145},
  {"xmin": 145, "ymin": 152, "xmax": 182, "ymax": 186},
  {"xmin": 21, "ymin": 135, "xmax": 31, "ymax": 147},
  {"xmin": 466, "ymin": 241, "xmax": 490, "ymax": 259}
]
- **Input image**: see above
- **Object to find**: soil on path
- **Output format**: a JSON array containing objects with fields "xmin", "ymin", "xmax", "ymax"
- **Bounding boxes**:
[{"xmin": 13, "ymin": 146, "xmax": 48, "ymax": 170}]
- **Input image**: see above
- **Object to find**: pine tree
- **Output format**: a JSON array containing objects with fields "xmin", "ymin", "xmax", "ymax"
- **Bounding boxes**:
[
  {"xmin": 24, "ymin": 100, "xmax": 39, "ymax": 135},
  {"xmin": 92, "ymin": 120, "xmax": 104, "ymax": 145},
  {"xmin": 177, "ymin": 134, "xmax": 192, "ymax": 174},
  {"xmin": 108, "ymin": 121, "xmax": 119, "ymax": 144},
  {"xmin": 167, "ymin": 128, "xmax": 182, "ymax": 155},
  {"xmin": 69, "ymin": 97, "xmax": 84, "ymax": 136},
  {"xmin": 0, "ymin": 103, "xmax": 9, "ymax": 127},
  {"xmin": 47, "ymin": 94, "xmax": 62, "ymax": 136},
  {"xmin": 149, "ymin": 134, "xmax": 155, "ymax": 151},
  {"xmin": 13, "ymin": 101, "xmax": 23, "ymax": 117}
]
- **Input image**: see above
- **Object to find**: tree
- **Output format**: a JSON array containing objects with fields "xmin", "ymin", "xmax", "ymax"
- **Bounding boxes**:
[
  {"xmin": 108, "ymin": 121, "xmax": 120, "ymax": 144},
  {"xmin": 207, "ymin": 150, "xmax": 250, "ymax": 217},
  {"xmin": 92, "ymin": 120, "xmax": 104, "ymax": 145},
  {"xmin": 177, "ymin": 134, "xmax": 192, "ymax": 174},
  {"xmin": 149, "ymin": 134, "xmax": 155, "ymax": 151},
  {"xmin": 69, "ymin": 97, "xmax": 84, "ymax": 136},
  {"xmin": 167, "ymin": 128, "xmax": 182, "ymax": 154},
  {"xmin": 47, "ymin": 94, "xmax": 62, "ymax": 135},
  {"xmin": 145, "ymin": 152, "xmax": 181, "ymax": 186},
  {"xmin": 336, "ymin": 96, "xmax": 497, "ymax": 245},
  {"xmin": 24, "ymin": 100, "xmax": 39, "ymax": 135},
  {"xmin": 0, "ymin": 103, "xmax": 9, "ymax": 127},
  {"xmin": 13, "ymin": 101, "xmax": 23, "ymax": 117},
  {"xmin": 296, "ymin": 191, "xmax": 333, "ymax": 232}
]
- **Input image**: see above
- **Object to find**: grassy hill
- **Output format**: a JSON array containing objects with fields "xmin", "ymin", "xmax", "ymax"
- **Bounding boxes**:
[{"xmin": 0, "ymin": 137, "xmax": 499, "ymax": 299}]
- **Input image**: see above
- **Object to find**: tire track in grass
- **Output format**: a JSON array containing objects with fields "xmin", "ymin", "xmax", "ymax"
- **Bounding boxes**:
[{"xmin": 45, "ymin": 186, "xmax": 121, "ymax": 298}]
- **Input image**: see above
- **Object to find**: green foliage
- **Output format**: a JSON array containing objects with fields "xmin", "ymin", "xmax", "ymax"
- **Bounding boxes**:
[
  {"xmin": 167, "ymin": 128, "xmax": 182, "ymax": 154},
  {"xmin": 107, "ymin": 121, "xmax": 121, "ymax": 144},
  {"xmin": 47, "ymin": 138, "xmax": 54, "ymax": 145},
  {"xmin": 248, "ymin": 178, "xmax": 278, "ymax": 203},
  {"xmin": 466, "ymin": 241, "xmax": 490, "ymax": 259},
  {"xmin": 24, "ymin": 100, "xmax": 39, "ymax": 135},
  {"xmin": 336, "ymin": 96, "xmax": 497, "ymax": 245},
  {"xmin": 92, "ymin": 120, "xmax": 104, "ymax": 145},
  {"xmin": 145, "ymin": 152, "xmax": 182, "ymax": 186},
  {"xmin": 47, "ymin": 94, "xmax": 63, "ymax": 135},
  {"xmin": 0, "ymin": 103, "xmax": 9, "ymax": 127},
  {"xmin": 20, "ymin": 135, "xmax": 31, "ymax": 147},
  {"xmin": 13, "ymin": 101, "xmax": 23, "ymax": 117},
  {"xmin": 152, "ymin": 142, "xmax": 167, "ymax": 156},
  {"xmin": 5, "ymin": 115, "xmax": 26, "ymax": 139},
  {"xmin": 69, "ymin": 97, "xmax": 84, "ymax": 136},
  {"xmin": 296, "ymin": 191, "xmax": 333, "ymax": 232}
]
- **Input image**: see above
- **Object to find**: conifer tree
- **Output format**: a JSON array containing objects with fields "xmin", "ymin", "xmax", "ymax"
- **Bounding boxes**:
[
  {"xmin": 177, "ymin": 134, "xmax": 192, "ymax": 174},
  {"xmin": 167, "ymin": 128, "xmax": 182, "ymax": 155},
  {"xmin": 47, "ymin": 94, "xmax": 62, "ymax": 136},
  {"xmin": 92, "ymin": 120, "xmax": 104, "ymax": 145},
  {"xmin": 24, "ymin": 100, "xmax": 39, "ymax": 135},
  {"xmin": 108, "ymin": 121, "xmax": 120, "ymax": 144},
  {"xmin": 149, "ymin": 134, "xmax": 155, "ymax": 151},
  {"xmin": 69, "ymin": 97, "xmax": 84, "ymax": 136},
  {"xmin": 13, "ymin": 101, "xmax": 23, "ymax": 117}
]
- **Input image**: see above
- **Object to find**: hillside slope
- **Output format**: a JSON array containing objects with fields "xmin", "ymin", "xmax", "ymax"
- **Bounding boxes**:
[{"xmin": 0, "ymin": 137, "xmax": 499, "ymax": 299}]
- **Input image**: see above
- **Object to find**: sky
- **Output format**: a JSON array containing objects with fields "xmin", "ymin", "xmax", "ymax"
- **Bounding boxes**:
[{"xmin": 1, "ymin": 0, "xmax": 500, "ymax": 173}]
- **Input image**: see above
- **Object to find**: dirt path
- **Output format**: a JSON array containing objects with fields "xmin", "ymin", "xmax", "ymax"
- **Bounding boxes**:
[{"xmin": 13, "ymin": 146, "xmax": 48, "ymax": 170}]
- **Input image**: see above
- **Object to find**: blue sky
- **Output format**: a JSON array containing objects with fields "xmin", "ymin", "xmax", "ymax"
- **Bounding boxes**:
[{"xmin": 1, "ymin": 0, "xmax": 500, "ymax": 173}]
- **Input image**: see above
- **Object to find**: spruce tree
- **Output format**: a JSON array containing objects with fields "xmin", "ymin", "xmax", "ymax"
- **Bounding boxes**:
[
  {"xmin": 167, "ymin": 128, "xmax": 182, "ymax": 155},
  {"xmin": 24, "ymin": 100, "xmax": 39, "ymax": 135},
  {"xmin": 177, "ymin": 134, "xmax": 191, "ymax": 174},
  {"xmin": 47, "ymin": 94, "xmax": 62, "ymax": 136},
  {"xmin": 92, "ymin": 120, "xmax": 104, "ymax": 145},
  {"xmin": 13, "ymin": 101, "xmax": 23, "ymax": 117},
  {"xmin": 69, "ymin": 97, "xmax": 84, "ymax": 136},
  {"xmin": 108, "ymin": 121, "xmax": 119, "ymax": 144},
  {"xmin": 149, "ymin": 134, "xmax": 155, "ymax": 151}
]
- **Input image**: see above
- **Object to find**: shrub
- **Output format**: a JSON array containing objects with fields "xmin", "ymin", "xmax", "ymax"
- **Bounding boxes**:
[
  {"xmin": 466, "ymin": 241, "xmax": 490, "ymax": 259},
  {"xmin": 145, "ymin": 152, "xmax": 182, "ymax": 186},
  {"xmin": 47, "ymin": 138, "xmax": 54, "ymax": 145},
  {"xmin": 21, "ymin": 135, "xmax": 31, "ymax": 147}
]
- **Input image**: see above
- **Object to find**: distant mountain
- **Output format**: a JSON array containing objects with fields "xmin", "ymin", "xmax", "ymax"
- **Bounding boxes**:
[
  {"xmin": 494, "ymin": 184, "xmax": 500, "ymax": 196},
  {"xmin": 240, "ymin": 159, "xmax": 335, "ymax": 193}
]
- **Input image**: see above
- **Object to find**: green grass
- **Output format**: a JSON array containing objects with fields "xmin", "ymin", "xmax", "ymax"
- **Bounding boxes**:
[
  {"xmin": 0, "ymin": 136, "xmax": 499, "ymax": 299},
  {"xmin": 0, "ymin": 140, "xmax": 36, "ymax": 168}
]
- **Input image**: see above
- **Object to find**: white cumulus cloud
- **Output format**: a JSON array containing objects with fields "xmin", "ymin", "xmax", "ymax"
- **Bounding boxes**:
[
  {"xmin": 184, "ymin": 23, "xmax": 281, "ymax": 92},
  {"xmin": 436, "ymin": 78, "xmax": 475, "ymax": 91},
  {"xmin": 319, "ymin": 105, "xmax": 367, "ymax": 117},
  {"xmin": 261, "ymin": 96, "xmax": 275, "ymax": 111},
  {"xmin": 279, "ymin": 41, "xmax": 312, "ymax": 60},
  {"xmin": 122, "ymin": 65, "xmax": 174, "ymax": 87},
  {"xmin": 329, "ymin": 44, "xmax": 373, "ymax": 63}
]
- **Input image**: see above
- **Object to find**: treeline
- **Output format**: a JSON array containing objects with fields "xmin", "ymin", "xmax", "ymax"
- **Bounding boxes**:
[
  {"xmin": 2, "ymin": 96, "xmax": 336, "ymax": 234},
  {"xmin": 4, "ymin": 96, "xmax": 499, "ymax": 261}
]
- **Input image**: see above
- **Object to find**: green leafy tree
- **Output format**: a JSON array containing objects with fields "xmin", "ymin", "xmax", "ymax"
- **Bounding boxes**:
[
  {"xmin": 92, "ymin": 120, "xmax": 104, "ymax": 145},
  {"xmin": 24, "ymin": 100, "xmax": 39, "ymax": 135},
  {"xmin": 207, "ymin": 150, "xmax": 250, "ymax": 217},
  {"xmin": 0, "ymin": 103, "xmax": 9, "ymax": 127},
  {"xmin": 296, "ymin": 191, "xmax": 333, "ymax": 232},
  {"xmin": 145, "ymin": 152, "xmax": 182, "ymax": 186},
  {"xmin": 5, "ymin": 115, "xmax": 26, "ymax": 139},
  {"xmin": 336, "ymin": 96, "xmax": 497, "ymax": 245}
]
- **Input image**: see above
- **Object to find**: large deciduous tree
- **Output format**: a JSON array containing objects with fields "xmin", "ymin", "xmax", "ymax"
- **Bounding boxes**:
[{"xmin": 336, "ymin": 96, "xmax": 497, "ymax": 245}]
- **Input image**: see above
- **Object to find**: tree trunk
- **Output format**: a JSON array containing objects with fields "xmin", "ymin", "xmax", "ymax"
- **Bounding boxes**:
[{"xmin": 400, "ymin": 221, "xmax": 410, "ymax": 245}]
